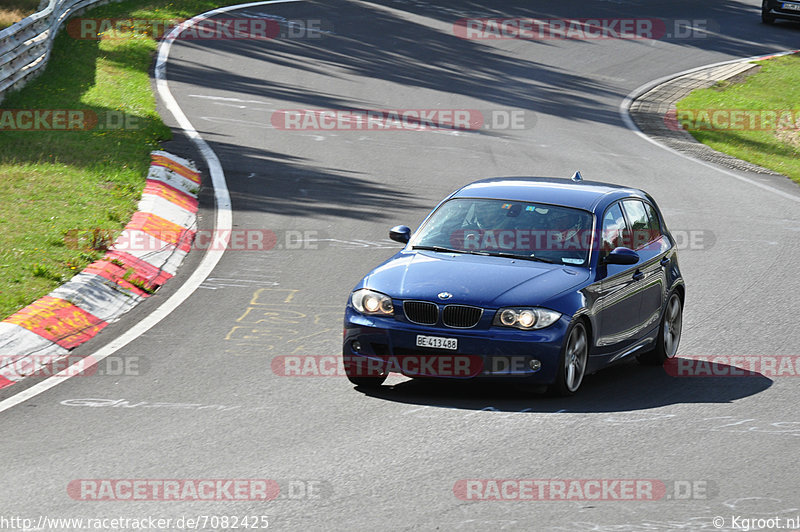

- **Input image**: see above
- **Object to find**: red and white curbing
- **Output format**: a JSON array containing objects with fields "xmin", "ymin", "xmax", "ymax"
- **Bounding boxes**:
[{"xmin": 0, "ymin": 151, "xmax": 201, "ymax": 389}]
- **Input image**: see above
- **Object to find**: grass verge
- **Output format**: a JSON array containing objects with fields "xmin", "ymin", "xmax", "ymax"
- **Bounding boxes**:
[
  {"xmin": 0, "ymin": 0, "xmax": 246, "ymax": 320},
  {"xmin": 675, "ymin": 54, "xmax": 800, "ymax": 184},
  {"xmin": 0, "ymin": 1, "xmax": 40, "ymax": 30}
]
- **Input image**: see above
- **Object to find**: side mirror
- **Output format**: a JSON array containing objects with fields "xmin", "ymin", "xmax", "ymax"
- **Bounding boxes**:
[
  {"xmin": 604, "ymin": 247, "xmax": 639, "ymax": 265},
  {"xmin": 389, "ymin": 225, "xmax": 411, "ymax": 244}
]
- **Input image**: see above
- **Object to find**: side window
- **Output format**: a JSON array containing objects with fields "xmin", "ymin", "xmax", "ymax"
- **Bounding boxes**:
[
  {"xmin": 642, "ymin": 202, "xmax": 663, "ymax": 239},
  {"xmin": 601, "ymin": 203, "xmax": 629, "ymax": 254},
  {"xmin": 622, "ymin": 200, "xmax": 653, "ymax": 250}
]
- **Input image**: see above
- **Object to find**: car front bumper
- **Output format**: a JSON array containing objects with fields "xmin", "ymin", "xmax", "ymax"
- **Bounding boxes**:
[
  {"xmin": 343, "ymin": 306, "xmax": 570, "ymax": 383},
  {"xmin": 766, "ymin": 1, "xmax": 800, "ymax": 19}
]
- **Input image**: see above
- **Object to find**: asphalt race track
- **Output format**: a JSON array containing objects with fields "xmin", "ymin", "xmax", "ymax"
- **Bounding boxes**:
[{"xmin": 1, "ymin": 1, "xmax": 799, "ymax": 530}]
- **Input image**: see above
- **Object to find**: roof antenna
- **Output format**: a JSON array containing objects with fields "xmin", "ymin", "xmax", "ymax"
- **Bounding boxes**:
[{"xmin": 571, "ymin": 171, "xmax": 583, "ymax": 182}]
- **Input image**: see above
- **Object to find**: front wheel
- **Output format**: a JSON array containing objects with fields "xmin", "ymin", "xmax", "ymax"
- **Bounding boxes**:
[
  {"xmin": 548, "ymin": 321, "xmax": 589, "ymax": 396},
  {"xmin": 344, "ymin": 354, "xmax": 387, "ymax": 388},
  {"xmin": 762, "ymin": 1, "xmax": 776, "ymax": 23},
  {"xmin": 637, "ymin": 292, "xmax": 683, "ymax": 366},
  {"xmin": 346, "ymin": 374, "xmax": 387, "ymax": 388}
]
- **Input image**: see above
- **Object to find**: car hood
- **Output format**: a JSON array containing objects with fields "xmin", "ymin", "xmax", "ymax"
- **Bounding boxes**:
[{"xmin": 363, "ymin": 250, "xmax": 590, "ymax": 307}]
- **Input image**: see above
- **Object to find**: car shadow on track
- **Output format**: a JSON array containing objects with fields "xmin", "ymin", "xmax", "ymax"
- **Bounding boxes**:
[{"xmin": 354, "ymin": 357, "xmax": 772, "ymax": 413}]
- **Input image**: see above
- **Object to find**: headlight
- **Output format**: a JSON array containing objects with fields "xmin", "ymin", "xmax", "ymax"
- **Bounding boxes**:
[
  {"xmin": 351, "ymin": 289, "xmax": 394, "ymax": 316},
  {"xmin": 493, "ymin": 307, "xmax": 561, "ymax": 330}
]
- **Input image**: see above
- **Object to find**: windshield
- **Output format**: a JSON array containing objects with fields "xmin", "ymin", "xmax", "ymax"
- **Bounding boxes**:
[{"xmin": 410, "ymin": 198, "xmax": 595, "ymax": 266}]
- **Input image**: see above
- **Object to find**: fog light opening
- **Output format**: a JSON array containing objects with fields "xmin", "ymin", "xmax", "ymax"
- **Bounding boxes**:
[
  {"xmin": 529, "ymin": 359, "xmax": 542, "ymax": 371},
  {"xmin": 352, "ymin": 341, "xmax": 362, "ymax": 352}
]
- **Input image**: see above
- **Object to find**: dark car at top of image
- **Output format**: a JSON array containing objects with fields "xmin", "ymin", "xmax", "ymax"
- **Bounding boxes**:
[
  {"xmin": 342, "ymin": 174, "xmax": 685, "ymax": 396},
  {"xmin": 762, "ymin": 0, "xmax": 800, "ymax": 23}
]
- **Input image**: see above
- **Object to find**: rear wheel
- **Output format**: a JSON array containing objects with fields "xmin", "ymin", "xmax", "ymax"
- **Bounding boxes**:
[
  {"xmin": 548, "ymin": 321, "xmax": 589, "ymax": 396},
  {"xmin": 637, "ymin": 292, "xmax": 683, "ymax": 366},
  {"xmin": 762, "ymin": 1, "xmax": 776, "ymax": 23}
]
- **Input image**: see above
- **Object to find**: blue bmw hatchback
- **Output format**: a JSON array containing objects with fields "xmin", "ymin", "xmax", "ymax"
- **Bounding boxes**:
[{"xmin": 343, "ymin": 175, "xmax": 685, "ymax": 395}]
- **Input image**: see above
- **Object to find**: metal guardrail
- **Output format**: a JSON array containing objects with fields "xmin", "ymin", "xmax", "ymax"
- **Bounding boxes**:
[{"xmin": 0, "ymin": 0, "xmax": 119, "ymax": 105}]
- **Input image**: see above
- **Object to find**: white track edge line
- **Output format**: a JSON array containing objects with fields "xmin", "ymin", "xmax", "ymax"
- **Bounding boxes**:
[
  {"xmin": 0, "ymin": 0, "xmax": 302, "ymax": 414},
  {"xmin": 619, "ymin": 50, "xmax": 800, "ymax": 204}
]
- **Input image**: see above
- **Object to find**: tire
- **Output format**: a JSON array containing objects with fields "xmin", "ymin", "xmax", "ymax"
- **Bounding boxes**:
[
  {"xmin": 548, "ymin": 321, "xmax": 589, "ymax": 396},
  {"xmin": 346, "ymin": 374, "xmax": 387, "ymax": 388},
  {"xmin": 762, "ymin": 1, "xmax": 776, "ymax": 24},
  {"xmin": 637, "ymin": 292, "xmax": 683, "ymax": 366},
  {"xmin": 344, "ymin": 354, "xmax": 387, "ymax": 388}
]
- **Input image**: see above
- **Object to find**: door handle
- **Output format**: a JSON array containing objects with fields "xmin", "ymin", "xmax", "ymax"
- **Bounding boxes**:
[
  {"xmin": 660, "ymin": 257, "xmax": 670, "ymax": 267},
  {"xmin": 632, "ymin": 270, "xmax": 644, "ymax": 281}
]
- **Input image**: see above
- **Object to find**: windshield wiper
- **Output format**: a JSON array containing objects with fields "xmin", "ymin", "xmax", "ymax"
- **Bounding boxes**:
[
  {"xmin": 413, "ymin": 246, "xmax": 555, "ymax": 263},
  {"xmin": 482, "ymin": 251, "xmax": 555, "ymax": 264},
  {"xmin": 412, "ymin": 245, "xmax": 490, "ymax": 257},
  {"xmin": 413, "ymin": 245, "xmax": 464, "ymax": 254}
]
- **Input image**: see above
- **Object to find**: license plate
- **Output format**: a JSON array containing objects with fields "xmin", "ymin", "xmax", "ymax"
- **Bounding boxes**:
[
  {"xmin": 416, "ymin": 335, "xmax": 458, "ymax": 350},
  {"xmin": 783, "ymin": 2, "xmax": 800, "ymax": 10}
]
